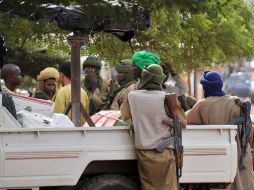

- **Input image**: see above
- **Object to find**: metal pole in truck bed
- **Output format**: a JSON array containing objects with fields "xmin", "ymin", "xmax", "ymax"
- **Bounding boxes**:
[{"xmin": 67, "ymin": 33, "xmax": 84, "ymax": 127}]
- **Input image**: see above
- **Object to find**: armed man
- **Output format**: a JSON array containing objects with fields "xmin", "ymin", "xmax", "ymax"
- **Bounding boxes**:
[
  {"xmin": 121, "ymin": 63, "xmax": 186, "ymax": 190},
  {"xmin": 186, "ymin": 70, "xmax": 254, "ymax": 190}
]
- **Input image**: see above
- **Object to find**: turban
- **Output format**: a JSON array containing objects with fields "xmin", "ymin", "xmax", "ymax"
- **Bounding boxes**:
[
  {"xmin": 83, "ymin": 56, "xmax": 101, "ymax": 69},
  {"xmin": 200, "ymin": 71, "xmax": 225, "ymax": 98},
  {"xmin": 139, "ymin": 64, "xmax": 165, "ymax": 91},
  {"xmin": 131, "ymin": 50, "xmax": 160, "ymax": 69},
  {"xmin": 36, "ymin": 67, "xmax": 60, "ymax": 100},
  {"xmin": 37, "ymin": 67, "xmax": 59, "ymax": 81},
  {"xmin": 115, "ymin": 59, "xmax": 132, "ymax": 73}
]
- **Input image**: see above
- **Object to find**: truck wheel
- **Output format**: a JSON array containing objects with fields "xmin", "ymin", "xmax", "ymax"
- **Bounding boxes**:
[{"xmin": 80, "ymin": 174, "xmax": 139, "ymax": 190}]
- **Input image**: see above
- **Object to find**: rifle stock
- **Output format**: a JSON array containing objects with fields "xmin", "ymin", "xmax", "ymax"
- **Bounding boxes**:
[{"xmin": 164, "ymin": 93, "xmax": 183, "ymax": 186}]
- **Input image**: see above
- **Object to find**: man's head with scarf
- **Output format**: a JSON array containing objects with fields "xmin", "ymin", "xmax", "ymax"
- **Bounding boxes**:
[
  {"xmin": 115, "ymin": 59, "xmax": 135, "ymax": 86},
  {"xmin": 138, "ymin": 64, "xmax": 165, "ymax": 91},
  {"xmin": 109, "ymin": 59, "xmax": 137, "ymax": 103},
  {"xmin": 82, "ymin": 56, "xmax": 103, "ymax": 90},
  {"xmin": 200, "ymin": 71, "xmax": 225, "ymax": 98},
  {"xmin": 36, "ymin": 67, "xmax": 60, "ymax": 100},
  {"xmin": 131, "ymin": 50, "xmax": 160, "ymax": 79}
]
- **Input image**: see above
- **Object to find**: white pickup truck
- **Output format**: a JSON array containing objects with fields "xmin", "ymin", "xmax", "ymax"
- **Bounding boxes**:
[{"xmin": 0, "ymin": 93, "xmax": 238, "ymax": 190}]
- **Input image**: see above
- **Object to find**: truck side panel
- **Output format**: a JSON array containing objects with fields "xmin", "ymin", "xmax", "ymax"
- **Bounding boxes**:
[
  {"xmin": 0, "ymin": 125, "xmax": 237, "ymax": 188},
  {"xmin": 1, "ymin": 127, "xmax": 135, "ymax": 188}
]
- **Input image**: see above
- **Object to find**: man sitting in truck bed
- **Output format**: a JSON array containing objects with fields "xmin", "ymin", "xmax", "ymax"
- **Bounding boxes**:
[
  {"xmin": 186, "ymin": 70, "xmax": 254, "ymax": 190},
  {"xmin": 108, "ymin": 59, "xmax": 136, "ymax": 110},
  {"xmin": 81, "ymin": 56, "xmax": 113, "ymax": 116}
]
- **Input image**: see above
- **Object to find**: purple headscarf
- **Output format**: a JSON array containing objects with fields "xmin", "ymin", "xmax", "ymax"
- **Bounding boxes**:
[{"xmin": 200, "ymin": 71, "xmax": 225, "ymax": 98}]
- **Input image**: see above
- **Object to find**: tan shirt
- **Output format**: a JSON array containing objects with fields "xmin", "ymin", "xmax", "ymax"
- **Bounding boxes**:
[
  {"xmin": 186, "ymin": 95, "xmax": 240, "ymax": 125},
  {"xmin": 186, "ymin": 95, "xmax": 254, "ymax": 190},
  {"xmin": 110, "ymin": 82, "xmax": 139, "ymax": 110}
]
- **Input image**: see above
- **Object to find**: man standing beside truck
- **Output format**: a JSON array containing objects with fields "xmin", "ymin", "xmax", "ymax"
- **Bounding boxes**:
[
  {"xmin": 121, "ymin": 64, "xmax": 186, "ymax": 190},
  {"xmin": 1, "ymin": 63, "xmax": 22, "ymax": 92},
  {"xmin": 186, "ymin": 70, "xmax": 254, "ymax": 190},
  {"xmin": 0, "ymin": 36, "xmax": 17, "ymax": 119}
]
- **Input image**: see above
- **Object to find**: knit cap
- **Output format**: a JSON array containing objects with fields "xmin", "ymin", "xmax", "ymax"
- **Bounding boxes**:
[
  {"xmin": 115, "ymin": 59, "xmax": 132, "ymax": 73},
  {"xmin": 82, "ymin": 56, "xmax": 101, "ymax": 69},
  {"xmin": 200, "ymin": 71, "xmax": 225, "ymax": 97},
  {"xmin": 132, "ymin": 50, "xmax": 160, "ymax": 69}
]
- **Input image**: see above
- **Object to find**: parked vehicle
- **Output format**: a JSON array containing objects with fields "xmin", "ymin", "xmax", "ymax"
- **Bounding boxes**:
[{"xmin": 224, "ymin": 72, "xmax": 254, "ymax": 103}]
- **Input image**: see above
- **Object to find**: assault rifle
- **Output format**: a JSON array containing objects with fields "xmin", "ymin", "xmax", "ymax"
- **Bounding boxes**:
[
  {"xmin": 229, "ymin": 100, "xmax": 252, "ymax": 169},
  {"xmin": 155, "ymin": 93, "xmax": 184, "ymax": 187}
]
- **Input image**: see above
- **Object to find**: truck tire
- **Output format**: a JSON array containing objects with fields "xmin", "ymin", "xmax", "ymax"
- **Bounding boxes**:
[{"xmin": 80, "ymin": 174, "xmax": 139, "ymax": 190}]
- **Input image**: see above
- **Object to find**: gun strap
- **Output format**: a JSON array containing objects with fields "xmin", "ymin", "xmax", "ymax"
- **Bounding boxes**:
[
  {"xmin": 229, "ymin": 101, "xmax": 252, "ymax": 138},
  {"xmin": 228, "ymin": 117, "xmax": 244, "ymax": 125},
  {"xmin": 228, "ymin": 101, "xmax": 252, "ymax": 169}
]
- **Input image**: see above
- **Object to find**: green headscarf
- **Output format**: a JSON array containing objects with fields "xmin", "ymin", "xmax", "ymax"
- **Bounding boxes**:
[
  {"xmin": 132, "ymin": 50, "xmax": 160, "ymax": 69},
  {"xmin": 138, "ymin": 64, "xmax": 165, "ymax": 91},
  {"xmin": 115, "ymin": 59, "xmax": 132, "ymax": 73},
  {"xmin": 115, "ymin": 59, "xmax": 135, "ymax": 86},
  {"xmin": 82, "ymin": 56, "xmax": 103, "ymax": 91},
  {"xmin": 107, "ymin": 60, "xmax": 136, "ymax": 108},
  {"xmin": 82, "ymin": 56, "xmax": 102, "ymax": 69}
]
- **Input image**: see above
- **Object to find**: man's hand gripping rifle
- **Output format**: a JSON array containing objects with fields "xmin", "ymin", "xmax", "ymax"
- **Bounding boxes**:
[{"xmin": 155, "ymin": 93, "xmax": 185, "ymax": 185}]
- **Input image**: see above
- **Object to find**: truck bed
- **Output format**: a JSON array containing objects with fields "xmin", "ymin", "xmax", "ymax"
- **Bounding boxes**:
[{"xmin": 0, "ymin": 124, "xmax": 237, "ymax": 188}]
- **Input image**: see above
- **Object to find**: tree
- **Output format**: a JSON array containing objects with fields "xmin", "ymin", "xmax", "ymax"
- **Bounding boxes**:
[
  {"xmin": 0, "ymin": 0, "xmax": 253, "ymax": 77},
  {"xmin": 87, "ymin": 0, "xmax": 254, "ymax": 74},
  {"xmin": 0, "ymin": 17, "xmax": 69, "ymax": 75}
]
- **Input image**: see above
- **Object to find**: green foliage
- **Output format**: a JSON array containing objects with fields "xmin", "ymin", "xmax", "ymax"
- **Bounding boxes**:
[
  {"xmin": 6, "ymin": 48, "xmax": 66, "ymax": 78},
  {"xmin": 78, "ymin": 0, "xmax": 254, "ymax": 74},
  {"xmin": 0, "ymin": 16, "xmax": 68, "ymax": 78},
  {"xmin": 20, "ymin": 75, "xmax": 36, "ymax": 91},
  {"xmin": 0, "ymin": 0, "xmax": 253, "ymax": 76},
  {"xmin": 0, "ymin": 17, "xmax": 70, "ymax": 57}
]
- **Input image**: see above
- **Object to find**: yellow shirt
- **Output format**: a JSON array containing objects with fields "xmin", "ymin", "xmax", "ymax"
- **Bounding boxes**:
[{"xmin": 53, "ymin": 84, "xmax": 89, "ymax": 125}]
